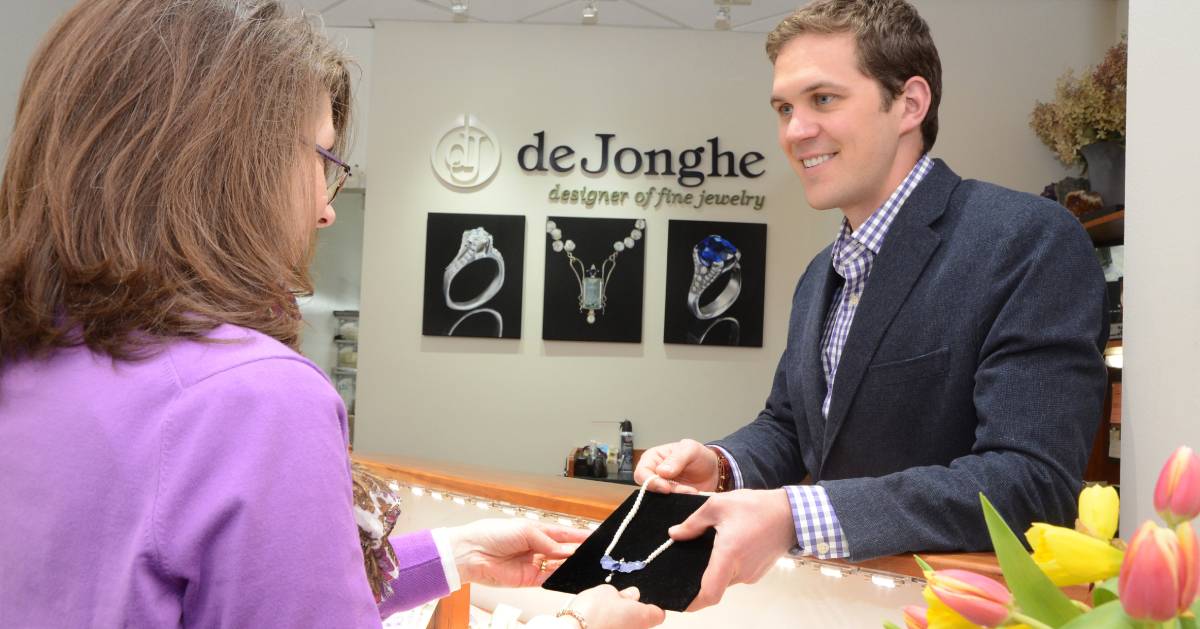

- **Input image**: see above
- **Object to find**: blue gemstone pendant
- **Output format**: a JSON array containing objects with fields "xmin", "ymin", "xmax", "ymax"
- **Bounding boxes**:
[{"xmin": 600, "ymin": 554, "xmax": 647, "ymax": 582}]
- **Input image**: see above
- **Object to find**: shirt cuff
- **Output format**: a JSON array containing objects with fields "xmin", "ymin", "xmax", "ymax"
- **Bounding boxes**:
[
  {"xmin": 783, "ymin": 485, "xmax": 849, "ymax": 559},
  {"xmin": 430, "ymin": 527, "xmax": 463, "ymax": 593},
  {"xmin": 707, "ymin": 444, "xmax": 744, "ymax": 490}
]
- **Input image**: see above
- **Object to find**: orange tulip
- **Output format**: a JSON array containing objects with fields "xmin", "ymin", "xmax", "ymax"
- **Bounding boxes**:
[
  {"xmin": 927, "ymin": 569, "xmax": 1012, "ymax": 627},
  {"xmin": 1119, "ymin": 521, "xmax": 1183, "ymax": 621},
  {"xmin": 1177, "ymin": 521, "xmax": 1200, "ymax": 614},
  {"xmin": 1155, "ymin": 446, "xmax": 1200, "ymax": 527},
  {"xmin": 903, "ymin": 605, "xmax": 928, "ymax": 629},
  {"xmin": 921, "ymin": 585, "xmax": 981, "ymax": 629}
]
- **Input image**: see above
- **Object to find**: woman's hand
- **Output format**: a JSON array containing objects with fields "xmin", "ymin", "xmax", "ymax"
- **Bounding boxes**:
[
  {"xmin": 445, "ymin": 519, "xmax": 587, "ymax": 587},
  {"xmin": 559, "ymin": 585, "xmax": 666, "ymax": 629}
]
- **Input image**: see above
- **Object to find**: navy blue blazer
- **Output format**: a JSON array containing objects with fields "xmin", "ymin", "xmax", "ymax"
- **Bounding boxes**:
[{"xmin": 713, "ymin": 159, "xmax": 1109, "ymax": 561}]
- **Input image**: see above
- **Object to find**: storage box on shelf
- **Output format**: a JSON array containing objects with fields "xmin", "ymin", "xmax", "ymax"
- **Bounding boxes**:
[{"xmin": 333, "ymin": 310, "xmax": 359, "ymax": 446}]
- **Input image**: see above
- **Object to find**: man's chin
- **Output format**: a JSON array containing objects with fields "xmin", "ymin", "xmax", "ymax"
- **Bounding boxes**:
[{"xmin": 802, "ymin": 192, "xmax": 840, "ymax": 211}]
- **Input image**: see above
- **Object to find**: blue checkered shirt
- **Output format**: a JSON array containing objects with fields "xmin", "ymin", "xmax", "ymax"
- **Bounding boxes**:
[{"xmin": 713, "ymin": 155, "xmax": 934, "ymax": 560}]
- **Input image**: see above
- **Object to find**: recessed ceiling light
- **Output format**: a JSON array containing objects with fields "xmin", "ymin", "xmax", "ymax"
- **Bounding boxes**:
[
  {"xmin": 715, "ymin": 6, "xmax": 731, "ymax": 30},
  {"xmin": 450, "ymin": 0, "xmax": 468, "ymax": 16},
  {"xmin": 582, "ymin": 1, "xmax": 598, "ymax": 23}
]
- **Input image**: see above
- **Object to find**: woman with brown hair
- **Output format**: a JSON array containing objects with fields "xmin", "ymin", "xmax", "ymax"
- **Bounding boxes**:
[{"xmin": 0, "ymin": 1, "xmax": 663, "ymax": 627}]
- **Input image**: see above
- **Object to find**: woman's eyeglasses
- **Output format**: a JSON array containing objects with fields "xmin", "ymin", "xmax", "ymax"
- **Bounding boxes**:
[{"xmin": 315, "ymin": 145, "xmax": 352, "ymax": 204}]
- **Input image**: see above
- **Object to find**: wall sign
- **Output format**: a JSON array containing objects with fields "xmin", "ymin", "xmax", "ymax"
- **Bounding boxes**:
[
  {"xmin": 521, "ymin": 131, "xmax": 767, "ymax": 211},
  {"xmin": 518, "ymin": 132, "xmax": 764, "ymax": 186},
  {"xmin": 431, "ymin": 114, "xmax": 500, "ymax": 189}
]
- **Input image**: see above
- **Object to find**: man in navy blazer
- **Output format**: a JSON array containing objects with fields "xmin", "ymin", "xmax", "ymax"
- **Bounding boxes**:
[{"xmin": 635, "ymin": 0, "xmax": 1108, "ymax": 610}]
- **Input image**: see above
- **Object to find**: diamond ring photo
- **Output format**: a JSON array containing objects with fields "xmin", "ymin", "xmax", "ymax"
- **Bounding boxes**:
[{"xmin": 443, "ymin": 227, "xmax": 505, "ymax": 311}]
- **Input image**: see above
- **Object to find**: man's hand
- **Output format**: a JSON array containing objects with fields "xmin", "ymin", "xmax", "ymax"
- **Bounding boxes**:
[
  {"xmin": 634, "ymin": 438, "xmax": 720, "ymax": 493},
  {"xmin": 445, "ymin": 519, "xmax": 587, "ymax": 588},
  {"xmin": 667, "ymin": 488, "xmax": 797, "ymax": 611}
]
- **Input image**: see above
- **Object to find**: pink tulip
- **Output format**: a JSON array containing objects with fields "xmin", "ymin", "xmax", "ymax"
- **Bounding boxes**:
[
  {"xmin": 1155, "ymin": 446, "xmax": 1200, "ymax": 526},
  {"xmin": 902, "ymin": 605, "xmax": 928, "ymax": 629},
  {"xmin": 1178, "ymin": 522, "xmax": 1200, "ymax": 613},
  {"xmin": 1119, "ymin": 521, "xmax": 1182, "ymax": 621},
  {"xmin": 927, "ymin": 569, "xmax": 1012, "ymax": 626}
]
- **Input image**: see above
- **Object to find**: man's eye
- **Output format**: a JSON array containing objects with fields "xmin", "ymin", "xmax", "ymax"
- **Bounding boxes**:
[
  {"xmin": 815, "ymin": 94, "xmax": 836, "ymax": 106},
  {"xmin": 777, "ymin": 103, "xmax": 793, "ymax": 116}
]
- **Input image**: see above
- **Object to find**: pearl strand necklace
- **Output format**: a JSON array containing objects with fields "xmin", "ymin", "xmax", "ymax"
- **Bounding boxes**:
[
  {"xmin": 599, "ymin": 474, "xmax": 674, "ymax": 583},
  {"xmin": 547, "ymin": 219, "xmax": 645, "ymax": 324}
]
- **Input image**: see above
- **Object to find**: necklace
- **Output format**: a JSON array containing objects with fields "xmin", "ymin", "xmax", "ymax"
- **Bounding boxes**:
[
  {"xmin": 599, "ymin": 474, "xmax": 674, "ymax": 583},
  {"xmin": 546, "ymin": 218, "xmax": 645, "ymax": 324}
]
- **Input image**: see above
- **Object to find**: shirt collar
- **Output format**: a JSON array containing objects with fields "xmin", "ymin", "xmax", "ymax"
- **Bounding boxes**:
[{"xmin": 833, "ymin": 154, "xmax": 934, "ymax": 257}]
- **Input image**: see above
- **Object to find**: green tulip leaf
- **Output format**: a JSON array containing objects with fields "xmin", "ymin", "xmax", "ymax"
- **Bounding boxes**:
[
  {"xmin": 914, "ymin": 555, "xmax": 934, "ymax": 574},
  {"xmin": 1058, "ymin": 600, "xmax": 1137, "ymax": 629},
  {"xmin": 1184, "ymin": 597, "xmax": 1200, "ymax": 629},
  {"xmin": 1093, "ymin": 576, "xmax": 1120, "ymax": 607},
  {"xmin": 883, "ymin": 622, "xmax": 903, "ymax": 629},
  {"xmin": 980, "ymin": 493, "xmax": 1083, "ymax": 624}
]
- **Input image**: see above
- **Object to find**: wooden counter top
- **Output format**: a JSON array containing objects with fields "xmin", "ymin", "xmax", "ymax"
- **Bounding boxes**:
[{"xmin": 353, "ymin": 452, "xmax": 1013, "ymax": 585}]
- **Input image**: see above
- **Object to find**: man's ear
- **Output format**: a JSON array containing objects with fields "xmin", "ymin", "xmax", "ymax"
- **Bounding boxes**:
[{"xmin": 897, "ymin": 76, "xmax": 931, "ymax": 136}]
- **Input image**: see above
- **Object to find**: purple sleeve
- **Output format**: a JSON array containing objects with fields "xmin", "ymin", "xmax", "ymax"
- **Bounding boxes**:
[
  {"xmin": 154, "ymin": 357, "xmax": 383, "ymax": 628},
  {"xmin": 378, "ymin": 530, "xmax": 451, "ymax": 616}
]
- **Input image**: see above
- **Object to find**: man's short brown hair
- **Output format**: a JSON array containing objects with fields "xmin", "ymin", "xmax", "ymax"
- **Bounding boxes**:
[{"xmin": 766, "ymin": 0, "xmax": 942, "ymax": 154}]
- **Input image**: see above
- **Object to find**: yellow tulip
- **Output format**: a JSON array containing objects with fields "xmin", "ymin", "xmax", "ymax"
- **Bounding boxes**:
[
  {"xmin": 1027, "ymin": 522, "xmax": 1125, "ymax": 586},
  {"xmin": 1078, "ymin": 484, "xmax": 1120, "ymax": 540}
]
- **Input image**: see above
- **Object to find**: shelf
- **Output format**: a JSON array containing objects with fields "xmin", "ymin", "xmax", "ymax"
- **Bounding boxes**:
[{"xmin": 1083, "ymin": 208, "xmax": 1124, "ymax": 247}]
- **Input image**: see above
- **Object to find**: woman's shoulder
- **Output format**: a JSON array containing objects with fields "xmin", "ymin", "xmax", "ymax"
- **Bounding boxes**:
[
  {"xmin": 164, "ymin": 323, "xmax": 331, "ymax": 393},
  {"xmin": 158, "ymin": 323, "xmax": 347, "ymax": 448}
]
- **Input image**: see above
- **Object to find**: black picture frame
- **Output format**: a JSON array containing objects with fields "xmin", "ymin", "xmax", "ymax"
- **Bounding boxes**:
[
  {"xmin": 663, "ymin": 220, "xmax": 767, "ymax": 347},
  {"xmin": 422, "ymin": 212, "xmax": 525, "ymax": 339},
  {"xmin": 542, "ymin": 216, "xmax": 646, "ymax": 343}
]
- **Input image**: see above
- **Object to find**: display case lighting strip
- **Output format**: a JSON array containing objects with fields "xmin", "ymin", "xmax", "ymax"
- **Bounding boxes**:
[{"xmin": 392, "ymin": 481, "xmax": 924, "ymax": 587}]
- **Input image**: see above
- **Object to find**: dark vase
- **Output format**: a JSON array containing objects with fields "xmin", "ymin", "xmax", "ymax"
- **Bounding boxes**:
[{"xmin": 1080, "ymin": 140, "xmax": 1125, "ymax": 208}]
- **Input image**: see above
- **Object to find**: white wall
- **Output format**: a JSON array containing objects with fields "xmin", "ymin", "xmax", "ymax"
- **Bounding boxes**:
[
  {"xmin": 299, "ymin": 189, "xmax": 367, "ymax": 373},
  {"xmin": 1120, "ymin": 0, "xmax": 1200, "ymax": 531},
  {"xmin": 325, "ymin": 26, "xmax": 374, "ymax": 187},
  {"xmin": 352, "ymin": 1, "xmax": 1120, "ymax": 476},
  {"xmin": 297, "ymin": 27, "xmax": 375, "ymax": 375},
  {"xmin": 0, "ymin": 1, "xmax": 74, "ymax": 163}
]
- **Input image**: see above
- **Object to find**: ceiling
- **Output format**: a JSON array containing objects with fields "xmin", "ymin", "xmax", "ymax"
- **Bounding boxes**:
[{"xmin": 288, "ymin": 0, "xmax": 804, "ymax": 32}]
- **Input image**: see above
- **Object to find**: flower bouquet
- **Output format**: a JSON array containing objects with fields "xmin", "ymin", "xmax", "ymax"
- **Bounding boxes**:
[{"xmin": 886, "ymin": 446, "xmax": 1200, "ymax": 629}]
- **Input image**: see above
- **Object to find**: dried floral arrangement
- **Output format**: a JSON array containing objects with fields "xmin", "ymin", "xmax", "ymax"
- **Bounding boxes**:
[{"xmin": 1030, "ymin": 37, "xmax": 1127, "ymax": 168}]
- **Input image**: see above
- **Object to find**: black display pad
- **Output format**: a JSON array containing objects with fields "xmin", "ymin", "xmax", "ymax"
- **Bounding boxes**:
[{"xmin": 543, "ymin": 491, "xmax": 714, "ymax": 611}]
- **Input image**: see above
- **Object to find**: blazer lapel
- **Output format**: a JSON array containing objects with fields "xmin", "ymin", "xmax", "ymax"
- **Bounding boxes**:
[
  {"xmin": 798, "ymin": 253, "xmax": 841, "ymax": 469},
  {"xmin": 820, "ymin": 160, "xmax": 960, "ymax": 465}
]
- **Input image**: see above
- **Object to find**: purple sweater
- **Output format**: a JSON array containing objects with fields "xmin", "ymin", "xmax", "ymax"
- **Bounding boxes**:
[{"xmin": 0, "ymin": 324, "xmax": 449, "ymax": 627}]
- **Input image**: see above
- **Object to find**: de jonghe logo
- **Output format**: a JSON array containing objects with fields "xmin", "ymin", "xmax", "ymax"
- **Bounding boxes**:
[
  {"xmin": 432, "ymin": 115, "xmax": 767, "ymax": 211},
  {"xmin": 431, "ymin": 114, "xmax": 501, "ymax": 189}
]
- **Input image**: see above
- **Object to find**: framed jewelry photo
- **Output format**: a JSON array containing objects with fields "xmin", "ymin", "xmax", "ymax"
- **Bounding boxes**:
[
  {"xmin": 542, "ymin": 216, "xmax": 646, "ymax": 343},
  {"xmin": 422, "ymin": 212, "xmax": 525, "ymax": 339},
  {"xmin": 663, "ymin": 219, "xmax": 766, "ymax": 347}
]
